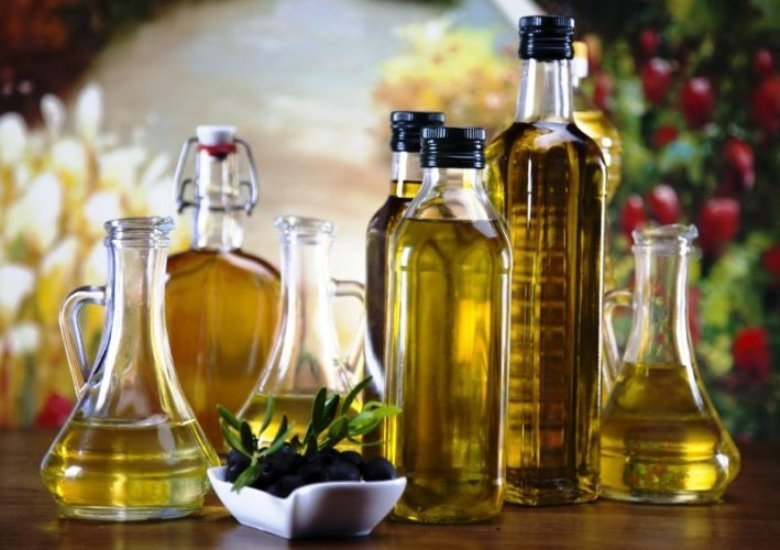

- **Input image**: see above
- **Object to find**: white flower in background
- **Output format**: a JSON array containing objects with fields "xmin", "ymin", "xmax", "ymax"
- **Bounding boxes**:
[
  {"xmin": 0, "ymin": 263, "xmax": 34, "ymax": 315},
  {"xmin": 84, "ymin": 240, "xmax": 108, "ymax": 283},
  {"xmin": 4, "ymin": 172, "xmax": 63, "ymax": 253},
  {"xmin": 1, "ymin": 322, "xmax": 41, "ymax": 356},
  {"xmin": 0, "ymin": 113, "xmax": 27, "ymax": 165},
  {"xmin": 99, "ymin": 146, "xmax": 147, "ymax": 193},
  {"xmin": 37, "ymin": 237, "xmax": 80, "ymax": 325},
  {"xmin": 52, "ymin": 138, "xmax": 88, "ymax": 181},
  {"xmin": 84, "ymin": 191, "xmax": 122, "ymax": 237},
  {"xmin": 74, "ymin": 83, "xmax": 103, "ymax": 144},
  {"xmin": 41, "ymin": 94, "xmax": 66, "ymax": 142},
  {"xmin": 41, "ymin": 237, "xmax": 79, "ymax": 274},
  {"xmin": 137, "ymin": 153, "xmax": 177, "ymax": 215}
]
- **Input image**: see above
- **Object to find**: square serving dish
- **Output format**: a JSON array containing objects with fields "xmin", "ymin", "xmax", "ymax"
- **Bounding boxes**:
[{"xmin": 208, "ymin": 466, "xmax": 406, "ymax": 539}]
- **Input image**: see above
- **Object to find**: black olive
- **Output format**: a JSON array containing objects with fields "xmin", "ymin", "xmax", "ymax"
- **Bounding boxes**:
[
  {"xmin": 324, "ymin": 460, "xmax": 361, "ymax": 482},
  {"xmin": 362, "ymin": 457, "xmax": 396, "ymax": 481}
]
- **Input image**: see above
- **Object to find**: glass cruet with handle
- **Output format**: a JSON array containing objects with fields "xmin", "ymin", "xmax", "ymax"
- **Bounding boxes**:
[
  {"xmin": 40, "ymin": 217, "xmax": 219, "ymax": 521},
  {"xmin": 238, "ymin": 215, "xmax": 365, "ymax": 447},
  {"xmin": 601, "ymin": 224, "xmax": 740, "ymax": 504}
]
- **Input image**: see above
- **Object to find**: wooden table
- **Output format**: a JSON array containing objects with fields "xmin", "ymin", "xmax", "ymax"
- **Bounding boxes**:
[{"xmin": 2, "ymin": 430, "xmax": 779, "ymax": 548}]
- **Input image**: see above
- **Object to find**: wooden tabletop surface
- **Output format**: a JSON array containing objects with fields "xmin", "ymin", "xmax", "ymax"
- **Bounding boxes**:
[{"xmin": 1, "ymin": 429, "xmax": 779, "ymax": 549}]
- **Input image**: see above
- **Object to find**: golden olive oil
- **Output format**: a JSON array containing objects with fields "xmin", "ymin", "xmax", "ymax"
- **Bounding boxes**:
[
  {"xmin": 365, "ymin": 180, "xmax": 421, "ymax": 456},
  {"xmin": 485, "ymin": 120, "xmax": 605, "ymax": 505},
  {"xmin": 573, "ymin": 109, "xmax": 622, "ymax": 201},
  {"xmin": 166, "ymin": 249, "xmax": 280, "ymax": 449},
  {"xmin": 385, "ymin": 218, "xmax": 510, "ymax": 523},
  {"xmin": 40, "ymin": 417, "xmax": 218, "ymax": 520},
  {"xmin": 600, "ymin": 362, "xmax": 741, "ymax": 503},
  {"xmin": 242, "ymin": 393, "xmax": 361, "ymax": 449}
]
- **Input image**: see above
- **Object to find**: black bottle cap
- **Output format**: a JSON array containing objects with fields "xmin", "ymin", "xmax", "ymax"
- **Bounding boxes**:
[
  {"xmin": 391, "ymin": 111, "xmax": 445, "ymax": 152},
  {"xmin": 519, "ymin": 15, "xmax": 575, "ymax": 60},
  {"xmin": 420, "ymin": 126, "xmax": 486, "ymax": 169}
]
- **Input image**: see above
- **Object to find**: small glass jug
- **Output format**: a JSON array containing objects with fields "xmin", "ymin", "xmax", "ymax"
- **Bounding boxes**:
[
  {"xmin": 601, "ymin": 224, "xmax": 740, "ymax": 504},
  {"xmin": 40, "ymin": 217, "xmax": 219, "ymax": 521},
  {"xmin": 238, "ymin": 216, "xmax": 365, "ymax": 444}
]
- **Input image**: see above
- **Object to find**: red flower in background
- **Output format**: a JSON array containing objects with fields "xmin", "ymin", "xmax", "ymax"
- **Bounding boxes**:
[
  {"xmin": 753, "ymin": 49, "xmax": 774, "ymax": 78},
  {"xmin": 763, "ymin": 245, "xmax": 780, "ymax": 280},
  {"xmin": 697, "ymin": 197, "xmax": 740, "ymax": 256},
  {"xmin": 638, "ymin": 29, "xmax": 661, "ymax": 58},
  {"xmin": 620, "ymin": 194, "xmax": 647, "ymax": 240},
  {"xmin": 753, "ymin": 75, "xmax": 780, "ymax": 133},
  {"xmin": 647, "ymin": 184, "xmax": 682, "ymax": 224},
  {"xmin": 723, "ymin": 138, "xmax": 755, "ymax": 191},
  {"xmin": 593, "ymin": 71, "xmax": 614, "ymax": 111},
  {"xmin": 732, "ymin": 327, "xmax": 771, "ymax": 384},
  {"xmin": 652, "ymin": 124, "xmax": 678, "ymax": 148},
  {"xmin": 34, "ymin": 393, "xmax": 73, "ymax": 428},
  {"xmin": 641, "ymin": 58, "xmax": 673, "ymax": 105},
  {"xmin": 680, "ymin": 77, "xmax": 716, "ymax": 128}
]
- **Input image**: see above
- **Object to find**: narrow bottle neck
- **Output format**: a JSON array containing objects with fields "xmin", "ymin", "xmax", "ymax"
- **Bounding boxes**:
[
  {"xmin": 192, "ymin": 208, "xmax": 243, "ymax": 251},
  {"xmin": 515, "ymin": 58, "xmax": 573, "ymax": 122},
  {"xmin": 191, "ymin": 150, "xmax": 245, "ymax": 252},
  {"xmin": 105, "ymin": 242, "xmax": 169, "ymax": 360},
  {"xmin": 624, "ymin": 248, "xmax": 694, "ymax": 365},
  {"xmin": 279, "ymin": 234, "xmax": 332, "ymax": 324},
  {"xmin": 390, "ymin": 152, "xmax": 423, "ymax": 198}
]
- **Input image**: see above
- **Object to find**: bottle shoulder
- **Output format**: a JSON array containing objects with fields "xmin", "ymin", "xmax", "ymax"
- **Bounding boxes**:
[
  {"xmin": 167, "ymin": 248, "xmax": 280, "ymax": 283},
  {"xmin": 367, "ymin": 196, "xmax": 413, "ymax": 235}
]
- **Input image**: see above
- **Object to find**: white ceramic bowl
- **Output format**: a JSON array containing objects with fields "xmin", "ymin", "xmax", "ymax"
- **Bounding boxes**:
[{"xmin": 208, "ymin": 466, "xmax": 406, "ymax": 539}]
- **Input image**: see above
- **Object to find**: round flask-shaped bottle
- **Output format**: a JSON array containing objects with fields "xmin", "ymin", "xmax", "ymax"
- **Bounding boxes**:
[
  {"xmin": 40, "ymin": 217, "xmax": 219, "ymax": 521},
  {"xmin": 602, "ymin": 225, "xmax": 741, "ymax": 504},
  {"xmin": 238, "ymin": 216, "xmax": 365, "ymax": 446}
]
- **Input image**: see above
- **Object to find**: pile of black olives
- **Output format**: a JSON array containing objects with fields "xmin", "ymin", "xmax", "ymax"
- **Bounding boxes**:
[{"xmin": 225, "ymin": 444, "xmax": 397, "ymax": 498}]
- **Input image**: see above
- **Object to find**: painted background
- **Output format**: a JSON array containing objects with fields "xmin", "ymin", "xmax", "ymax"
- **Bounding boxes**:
[{"xmin": 0, "ymin": 0, "xmax": 778, "ymax": 440}]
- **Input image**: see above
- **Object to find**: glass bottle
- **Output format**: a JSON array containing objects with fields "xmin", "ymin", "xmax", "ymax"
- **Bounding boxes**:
[
  {"xmin": 601, "ymin": 225, "xmax": 741, "ymax": 504},
  {"xmin": 572, "ymin": 41, "xmax": 622, "ymax": 202},
  {"xmin": 238, "ymin": 216, "xmax": 365, "ymax": 446},
  {"xmin": 364, "ymin": 110, "xmax": 444, "ymax": 455},
  {"xmin": 385, "ymin": 127, "xmax": 511, "ymax": 523},
  {"xmin": 40, "ymin": 217, "xmax": 219, "ymax": 521},
  {"xmin": 166, "ymin": 126, "xmax": 280, "ymax": 449},
  {"xmin": 485, "ymin": 16, "xmax": 607, "ymax": 506}
]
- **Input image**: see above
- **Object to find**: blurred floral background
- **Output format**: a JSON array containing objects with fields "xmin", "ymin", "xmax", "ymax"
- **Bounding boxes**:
[{"xmin": 1, "ymin": 0, "xmax": 778, "ymax": 440}]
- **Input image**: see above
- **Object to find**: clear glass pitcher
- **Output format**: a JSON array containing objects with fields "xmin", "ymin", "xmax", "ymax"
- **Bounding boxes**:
[
  {"xmin": 40, "ymin": 217, "xmax": 219, "ymax": 521},
  {"xmin": 601, "ymin": 224, "xmax": 740, "ymax": 504},
  {"xmin": 238, "ymin": 216, "xmax": 365, "ymax": 444}
]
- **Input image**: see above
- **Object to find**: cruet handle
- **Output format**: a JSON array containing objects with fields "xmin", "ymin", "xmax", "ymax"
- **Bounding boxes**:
[
  {"xmin": 58, "ymin": 285, "xmax": 106, "ymax": 396},
  {"xmin": 603, "ymin": 289, "xmax": 633, "ymax": 397},
  {"xmin": 331, "ymin": 279, "xmax": 366, "ymax": 378}
]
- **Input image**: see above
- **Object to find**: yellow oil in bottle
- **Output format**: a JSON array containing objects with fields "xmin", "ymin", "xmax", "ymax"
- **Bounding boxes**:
[
  {"xmin": 485, "ymin": 121, "xmax": 605, "ymax": 506},
  {"xmin": 40, "ymin": 417, "xmax": 218, "ymax": 520},
  {"xmin": 573, "ymin": 109, "xmax": 622, "ymax": 202},
  {"xmin": 385, "ymin": 218, "xmax": 510, "ymax": 523},
  {"xmin": 600, "ymin": 361, "xmax": 741, "ymax": 503},
  {"xmin": 241, "ymin": 393, "xmax": 361, "ymax": 449},
  {"xmin": 166, "ymin": 249, "xmax": 280, "ymax": 449}
]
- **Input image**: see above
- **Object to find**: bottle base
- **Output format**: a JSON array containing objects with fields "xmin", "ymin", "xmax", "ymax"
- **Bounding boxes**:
[
  {"xmin": 54, "ymin": 501, "xmax": 202, "ymax": 521},
  {"xmin": 506, "ymin": 480, "xmax": 598, "ymax": 507},
  {"xmin": 390, "ymin": 508, "xmax": 501, "ymax": 525},
  {"xmin": 600, "ymin": 487, "xmax": 723, "ymax": 505}
]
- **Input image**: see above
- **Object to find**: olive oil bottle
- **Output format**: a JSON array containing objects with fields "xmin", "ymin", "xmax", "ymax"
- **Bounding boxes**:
[
  {"xmin": 41, "ymin": 217, "xmax": 218, "ymax": 521},
  {"xmin": 385, "ymin": 127, "xmax": 511, "ymax": 523},
  {"xmin": 166, "ymin": 126, "xmax": 280, "ymax": 449},
  {"xmin": 485, "ymin": 16, "xmax": 606, "ymax": 506},
  {"xmin": 601, "ymin": 225, "xmax": 740, "ymax": 503},
  {"xmin": 365, "ymin": 111, "xmax": 444, "ymax": 455}
]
